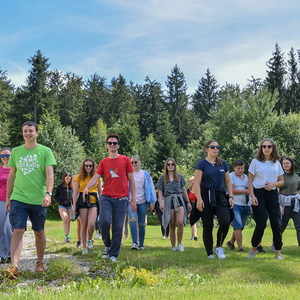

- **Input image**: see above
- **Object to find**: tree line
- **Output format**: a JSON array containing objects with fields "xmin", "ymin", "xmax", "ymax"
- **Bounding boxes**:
[{"xmin": 1, "ymin": 43, "xmax": 300, "ymax": 197}]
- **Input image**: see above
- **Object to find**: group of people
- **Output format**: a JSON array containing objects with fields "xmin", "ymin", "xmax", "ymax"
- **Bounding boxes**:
[{"xmin": 1, "ymin": 120, "xmax": 299, "ymax": 280}]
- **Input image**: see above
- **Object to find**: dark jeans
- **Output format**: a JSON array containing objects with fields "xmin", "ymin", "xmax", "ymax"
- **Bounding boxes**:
[
  {"xmin": 201, "ymin": 193, "xmax": 231, "ymax": 256},
  {"xmin": 251, "ymin": 188, "xmax": 282, "ymax": 250},
  {"xmin": 99, "ymin": 195, "xmax": 129, "ymax": 257},
  {"xmin": 282, "ymin": 201, "xmax": 300, "ymax": 246}
]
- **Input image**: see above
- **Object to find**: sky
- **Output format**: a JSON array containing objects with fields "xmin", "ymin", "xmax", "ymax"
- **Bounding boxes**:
[{"xmin": 1, "ymin": 0, "xmax": 300, "ymax": 94}]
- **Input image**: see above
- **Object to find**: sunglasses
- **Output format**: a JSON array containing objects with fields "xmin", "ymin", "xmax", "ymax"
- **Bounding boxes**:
[
  {"xmin": 1, "ymin": 154, "xmax": 10, "ymax": 158},
  {"xmin": 167, "ymin": 163, "xmax": 175, "ymax": 166},
  {"xmin": 131, "ymin": 161, "xmax": 138, "ymax": 165},
  {"xmin": 208, "ymin": 145, "xmax": 220, "ymax": 149},
  {"xmin": 85, "ymin": 164, "xmax": 93, "ymax": 168},
  {"xmin": 107, "ymin": 142, "xmax": 118, "ymax": 146},
  {"xmin": 262, "ymin": 145, "xmax": 272, "ymax": 149}
]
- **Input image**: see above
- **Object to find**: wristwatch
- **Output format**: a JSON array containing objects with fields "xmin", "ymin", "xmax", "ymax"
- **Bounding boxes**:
[{"xmin": 46, "ymin": 192, "xmax": 52, "ymax": 196}]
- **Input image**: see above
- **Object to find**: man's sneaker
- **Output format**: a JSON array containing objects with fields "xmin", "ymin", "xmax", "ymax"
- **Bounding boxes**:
[
  {"xmin": 214, "ymin": 247, "xmax": 226, "ymax": 259},
  {"xmin": 256, "ymin": 245, "xmax": 265, "ymax": 253},
  {"xmin": 64, "ymin": 237, "xmax": 70, "ymax": 243},
  {"xmin": 102, "ymin": 247, "xmax": 110, "ymax": 259},
  {"xmin": 171, "ymin": 246, "xmax": 177, "ymax": 251},
  {"xmin": 82, "ymin": 248, "xmax": 88, "ymax": 255},
  {"xmin": 35, "ymin": 262, "xmax": 45, "ymax": 273},
  {"xmin": 109, "ymin": 256, "xmax": 117, "ymax": 263},
  {"xmin": 191, "ymin": 236, "xmax": 198, "ymax": 241},
  {"xmin": 87, "ymin": 240, "xmax": 93, "ymax": 249},
  {"xmin": 239, "ymin": 248, "xmax": 245, "ymax": 253},
  {"xmin": 275, "ymin": 253, "xmax": 284, "ymax": 259},
  {"xmin": 208, "ymin": 254, "xmax": 215, "ymax": 259},
  {"xmin": 131, "ymin": 243, "xmax": 139, "ymax": 250},
  {"xmin": 1, "ymin": 266, "xmax": 18, "ymax": 279},
  {"xmin": 270, "ymin": 245, "xmax": 276, "ymax": 252},
  {"xmin": 226, "ymin": 241, "xmax": 235, "ymax": 250},
  {"xmin": 139, "ymin": 246, "xmax": 145, "ymax": 250},
  {"xmin": 76, "ymin": 241, "xmax": 82, "ymax": 248},
  {"xmin": 247, "ymin": 249, "xmax": 256, "ymax": 259},
  {"xmin": 177, "ymin": 244, "xmax": 184, "ymax": 252}
]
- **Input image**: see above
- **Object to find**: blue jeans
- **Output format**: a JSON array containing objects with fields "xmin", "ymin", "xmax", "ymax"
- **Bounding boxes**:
[
  {"xmin": 0, "ymin": 201, "xmax": 12, "ymax": 258},
  {"xmin": 232, "ymin": 205, "xmax": 248, "ymax": 230},
  {"xmin": 99, "ymin": 195, "xmax": 129, "ymax": 257},
  {"xmin": 128, "ymin": 201, "xmax": 148, "ymax": 246}
]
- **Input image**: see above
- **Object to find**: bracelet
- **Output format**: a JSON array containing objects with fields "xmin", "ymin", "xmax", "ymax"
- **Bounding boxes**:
[{"xmin": 228, "ymin": 196, "xmax": 233, "ymax": 199}]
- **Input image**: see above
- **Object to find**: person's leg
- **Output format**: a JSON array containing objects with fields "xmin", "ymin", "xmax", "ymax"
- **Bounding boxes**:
[
  {"xmin": 87, "ymin": 207, "xmax": 98, "ymax": 240},
  {"xmin": 10, "ymin": 229, "xmax": 25, "ymax": 267},
  {"xmin": 79, "ymin": 209, "xmax": 88, "ymax": 249},
  {"xmin": 291, "ymin": 210, "xmax": 300, "ymax": 246},
  {"xmin": 281, "ymin": 206, "xmax": 293, "ymax": 234},
  {"xmin": 137, "ymin": 202, "xmax": 148, "ymax": 247},
  {"xmin": 0, "ymin": 202, "xmax": 10, "ymax": 258},
  {"xmin": 76, "ymin": 219, "xmax": 81, "ymax": 242},
  {"xmin": 99, "ymin": 195, "xmax": 113, "ymax": 248},
  {"xmin": 67, "ymin": 209, "xmax": 71, "ymax": 235},
  {"xmin": 169, "ymin": 209, "xmax": 176, "ymax": 248},
  {"xmin": 191, "ymin": 223, "xmax": 197, "ymax": 239},
  {"xmin": 215, "ymin": 204, "xmax": 231, "ymax": 247},
  {"xmin": 34, "ymin": 230, "xmax": 46, "ymax": 263},
  {"xmin": 59, "ymin": 207, "xmax": 69, "ymax": 236},
  {"xmin": 201, "ymin": 195, "xmax": 214, "ymax": 256},
  {"xmin": 109, "ymin": 197, "xmax": 129, "ymax": 257},
  {"xmin": 3, "ymin": 212, "xmax": 13, "ymax": 258},
  {"xmin": 231, "ymin": 205, "xmax": 247, "ymax": 250},
  {"xmin": 128, "ymin": 205, "xmax": 138, "ymax": 244},
  {"xmin": 176, "ymin": 206, "xmax": 184, "ymax": 245}
]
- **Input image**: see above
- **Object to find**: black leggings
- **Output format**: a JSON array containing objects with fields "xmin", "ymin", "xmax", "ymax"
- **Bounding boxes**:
[{"xmin": 201, "ymin": 193, "xmax": 231, "ymax": 256}]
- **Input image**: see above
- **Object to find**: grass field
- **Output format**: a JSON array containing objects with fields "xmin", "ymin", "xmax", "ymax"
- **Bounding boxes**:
[{"xmin": 1, "ymin": 219, "xmax": 300, "ymax": 299}]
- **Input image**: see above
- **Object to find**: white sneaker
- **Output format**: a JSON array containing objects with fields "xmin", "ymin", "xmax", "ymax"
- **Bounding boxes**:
[
  {"xmin": 208, "ymin": 254, "xmax": 215, "ymax": 259},
  {"xmin": 270, "ymin": 245, "xmax": 276, "ymax": 252},
  {"xmin": 82, "ymin": 248, "xmax": 88, "ymax": 255},
  {"xmin": 110, "ymin": 256, "xmax": 117, "ymax": 263},
  {"xmin": 275, "ymin": 253, "xmax": 284, "ymax": 259},
  {"xmin": 95, "ymin": 233, "xmax": 100, "ymax": 239},
  {"xmin": 102, "ymin": 247, "xmax": 110, "ymax": 259},
  {"xmin": 177, "ymin": 243, "xmax": 184, "ymax": 252},
  {"xmin": 87, "ymin": 240, "xmax": 93, "ymax": 249},
  {"xmin": 247, "ymin": 249, "xmax": 257, "ymax": 259},
  {"xmin": 214, "ymin": 246, "xmax": 226, "ymax": 259},
  {"xmin": 171, "ymin": 246, "xmax": 177, "ymax": 251},
  {"xmin": 131, "ymin": 243, "xmax": 139, "ymax": 250}
]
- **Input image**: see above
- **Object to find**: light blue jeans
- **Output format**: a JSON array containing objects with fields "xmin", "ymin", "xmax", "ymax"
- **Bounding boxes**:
[
  {"xmin": 0, "ymin": 201, "xmax": 13, "ymax": 258},
  {"xmin": 128, "ymin": 201, "xmax": 148, "ymax": 247}
]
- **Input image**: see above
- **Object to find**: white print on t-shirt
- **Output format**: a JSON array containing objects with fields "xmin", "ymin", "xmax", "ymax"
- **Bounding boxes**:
[
  {"xmin": 109, "ymin": 169, "xmax": 119, "ymax": 178},
  {"xmin": 17, "ymin": 154, "xmax": 40, "ymax": 175},
  {"xmin": 220, "ymin": 169, "xmax": 224, "ymax": 172}
]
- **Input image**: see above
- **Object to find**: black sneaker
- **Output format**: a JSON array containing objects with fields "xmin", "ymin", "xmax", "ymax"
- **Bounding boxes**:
[
  {"xmin": 226, "ymin": 241, "xmax": 235, "ymax": 250},
  {"xmin": 0, "ymin": 257, "xmax": 11, "ymax": 264},
  {"xmin": 76, "ymin": 241, "xmax": 82, "ymax": 248},
  {"xmin": 256, "ymin": 245, "xmax": 266, "ymax": 253}
]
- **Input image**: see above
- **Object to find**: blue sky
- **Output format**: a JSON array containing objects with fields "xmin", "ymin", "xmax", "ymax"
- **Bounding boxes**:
[{"xmin": 1, "ymin": 0, "xmax": 299, "ymax": 94}]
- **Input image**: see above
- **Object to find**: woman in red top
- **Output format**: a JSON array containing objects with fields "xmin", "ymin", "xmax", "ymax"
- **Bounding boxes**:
[{"xmin": 187, "ymin": 176, "xmax": 198, "ymax": 240}]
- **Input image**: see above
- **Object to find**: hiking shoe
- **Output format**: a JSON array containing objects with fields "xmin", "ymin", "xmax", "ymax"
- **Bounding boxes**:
[
  {"xmin": 87, "ymin": 240, "xmax": 93, "ymax": 249},
  {"xmin": 64, "ymin": 237, "xmax": 70, "ymax": 243},
  {"xmin": 191, "ymin": 236, "xmax": 198, "ymax": 241},
  {"xmin": 171, "ymin": 246, "xmax": 177, "ymax": 251},
  {"xmin": 247, "ymin": 249, "xmax": 256, "ymax": 259},
  {"xmin": 256, "ymin": 245, "xmax": 265, "ymax": 253},
  {"xmin": 102, "ymin": 247, "xmax": 110, "ymax": 259},
  {"xmin": 214, "ymin": 247, "xmax": 226, "ymax": 259},
  {"xmin": 131, "ymin": 243, "xmax": 139, "ymax": 250},
  {"xmin": 35, "ymin": 262, "xmax": 45, "ymax": 273},
  {"xmin": 270, "ymin": 245, "xmax": 276, "ymax": 252},
  {"xmin": 76, "ymin": 241, "xmax": 82, "ymax": 248},
  {"xmin": 82, "ymin": 248, "xmax": 88, "ymax": 255},
  {"xmin": 109, "ymin": 256, "xmax": 117, "ymax": 263},
  {"xmin": 226, "ymin": 241, "xmax": 235, "ymax": 250},
  {"xmin": 139, "ymin": 246, "xmax": 145, "ymax": 250},
  {"xmin": 208, "ymin": 254, "xmax": 215, "ymax": 259},
  {"xmin": 239, "ymin": 248, "xmax": 245, "ymax": 253},
  {"xmin": 177, "ymin": 244, "xmax": 185, "ymax": 252},
  {"xmin": 275, "ymin": 253, "xmax": 284, "ymax": 259},
  {"xmin": 1, "ymin": 266, "xmax": 18, "ymax": 279}
]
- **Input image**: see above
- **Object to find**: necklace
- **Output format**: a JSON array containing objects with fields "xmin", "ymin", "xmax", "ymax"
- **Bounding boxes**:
[{"xmin": 205, "ymin": 158, "xmax": 216, "ymax": 166}]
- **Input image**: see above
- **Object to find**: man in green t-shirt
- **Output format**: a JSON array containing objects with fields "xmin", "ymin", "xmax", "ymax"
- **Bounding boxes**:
[{"xmin": 2, "ymin": 121, "xmax": 56, "ymax": 279}]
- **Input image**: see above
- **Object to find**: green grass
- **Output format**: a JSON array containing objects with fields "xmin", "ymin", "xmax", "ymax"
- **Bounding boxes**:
[{"xmin": 1, "ymin": 219, "xmax": 300, "ymax": 299}]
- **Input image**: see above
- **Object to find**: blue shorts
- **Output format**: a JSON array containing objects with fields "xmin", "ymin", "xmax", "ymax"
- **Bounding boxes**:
[
  {"xmin": 9, "ymin": 200, "xmax": 47, "ymax": 232},
  {"xmin": 232, "ymin": 204, "xmax": 248, "ymax": 230},
  {"xmin": 59, "ymin": 205, "xmax": 72, "ymax": 210}
]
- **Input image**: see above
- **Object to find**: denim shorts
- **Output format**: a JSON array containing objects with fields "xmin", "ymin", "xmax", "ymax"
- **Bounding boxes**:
[
  {"xmin": 59, "ymin": 205, "xmax": 72, "ymax": 210},
  {"xmin": 232, "ymin": 204, "xmax": 248, "ymax": 230},
  {"xmin": 9, "ymin": 200, "xmax": 47, "ymax": 232}
]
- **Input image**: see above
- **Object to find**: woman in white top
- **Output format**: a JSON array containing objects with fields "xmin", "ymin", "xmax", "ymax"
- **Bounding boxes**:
[{"xmin": 247, "ymin": 138, "xmax": 284, "ymax": 259}]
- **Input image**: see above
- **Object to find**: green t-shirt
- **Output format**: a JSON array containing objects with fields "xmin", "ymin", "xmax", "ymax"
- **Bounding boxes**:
[{"xmin": 8, "ymin": 144, "xmax": 57, "ymax": 205}]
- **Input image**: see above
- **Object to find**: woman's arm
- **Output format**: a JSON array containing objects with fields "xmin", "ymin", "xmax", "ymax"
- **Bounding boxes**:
[
  {"xmin": 73, "ymin": 180, "xmax": 79, "ymax": 214},
  {"xmin": 248, "ymin": 172, "xmax": 258, "ymax": 206},
  {"xmin": 225, "ymin": 171, "xmax": 234, "ymax": 209},
  {"xmin": 264, "ymin": 175, "xmax": 284, "ymax": 191},
  {"xmin": 97, "ymin": 180, "xmax": 102, "ymax": 198},
  {"xmin": 194, "ymin": 169, "xmax": 204, "ymax": 211},
  {"xmin": 158, "ymin": 190, "xmax": 163, "ymax": 210}
]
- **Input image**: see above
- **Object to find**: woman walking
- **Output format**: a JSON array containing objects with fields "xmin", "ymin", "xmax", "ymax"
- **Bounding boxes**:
[
  {"xmin": 247, "ymin": 138, "xmax": 284, "ymax": 259},
  {"xmin": 194, "ymin": 140, "xmax": 234, "ymax": 259},
  {"xmin": 187, "ymin": 176, "xmax": 198, "ymax": 240}
]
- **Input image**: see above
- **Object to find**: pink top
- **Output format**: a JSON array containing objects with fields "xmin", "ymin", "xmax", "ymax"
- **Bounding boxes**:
[
  {"xmin": 134, "ymin": 170, "xmax": 146, "ymax": 204},
  {"xmin": 0, "ymin": 166, "xmax": 10, "ymax": 201}
]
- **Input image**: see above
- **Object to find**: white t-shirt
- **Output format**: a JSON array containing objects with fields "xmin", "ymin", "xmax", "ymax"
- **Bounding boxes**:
[
  {"xmin": 248, "ymin": 158, "xmax": 284, "ymax": 189},
  {"xmin": 134, "ymin": 170, "xmax": 147, "ymax": 204},
  {"xmin": 230, "ymin": 172, "xmax": 248, "ymax": 206}
]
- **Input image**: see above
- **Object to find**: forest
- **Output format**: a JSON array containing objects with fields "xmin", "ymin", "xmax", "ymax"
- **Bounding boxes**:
[{"xmin": 1, "ymin": 43, "xmax": 300, "ymax": 204}]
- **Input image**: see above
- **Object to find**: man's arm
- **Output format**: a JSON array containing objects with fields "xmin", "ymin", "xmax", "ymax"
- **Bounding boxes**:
[
  {"xmin": 82, "ymin": 173, "xmax": 101, "ymax": 199},
  {"xmin": 128, "ymin": 172, "xmax": 137, "ymax": 213},
  {"xmin": 42, "ymin": 165, "xmax": 54, "ymax": 207},
  {"xmin": 6, "ymin": 167, "xmax": 16, "ymax": 212}
]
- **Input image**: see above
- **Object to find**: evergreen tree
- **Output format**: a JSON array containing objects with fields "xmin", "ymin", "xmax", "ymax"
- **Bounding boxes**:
[
  {"xmin": 265, "ymin": 43, "xmax": 286, "ymax": 114},
  {"xmin": 192, "ymin": 68, "xmax": 219, "ymax": 124}
]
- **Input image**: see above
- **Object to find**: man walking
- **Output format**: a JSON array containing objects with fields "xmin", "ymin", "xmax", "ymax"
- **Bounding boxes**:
[
  {"xmin": 2, "ymin": 121, "xmax": 56, "ymax": 279},
  {"xmin": 83, "ymin": 133, "xmax": 136, "ymax": 263}
]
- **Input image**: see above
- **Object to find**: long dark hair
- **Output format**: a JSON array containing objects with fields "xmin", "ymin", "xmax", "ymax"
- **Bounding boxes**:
[
  {"xmin": 282, "ymin": 157, "xmax": 295, "ymax": 175},
  {"xmin": 205, "ymin": 140, "xmax": 223, "ymax": 167},
  {"xmin": 78, "ymin": 158, "xmax": 96, "ymax": 181},
  {"xmin": 255, "ymin": 138, "xmax": 280, "ymax": 163},
  {"xmin": 62, "ymin": 172, "xmax": 72, "ymax": 188},
  {"xmin": 163, "ymin": 158, "xmax": 179, "ymax": 183}
]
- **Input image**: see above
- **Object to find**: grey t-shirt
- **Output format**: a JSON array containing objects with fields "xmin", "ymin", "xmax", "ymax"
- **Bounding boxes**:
[
  {"xmin": 280, "ymin": 172, "xmax": 300, "ymax": 196},
  {"xmin": 157, "ymin": 174, "xmax": 186, "ymax": 197}
]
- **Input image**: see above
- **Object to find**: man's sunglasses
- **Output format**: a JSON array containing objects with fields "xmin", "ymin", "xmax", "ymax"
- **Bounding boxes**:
[{"xmin": 107, "ymin": 142, "xmax": 118, "ymax": 146}]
